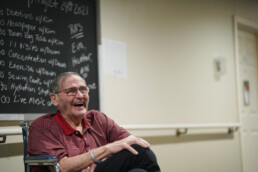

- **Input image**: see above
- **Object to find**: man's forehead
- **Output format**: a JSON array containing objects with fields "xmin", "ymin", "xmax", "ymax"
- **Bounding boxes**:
[{"xmin": 59, "ymin": 74, "xmax": 86, "ymax": 86}]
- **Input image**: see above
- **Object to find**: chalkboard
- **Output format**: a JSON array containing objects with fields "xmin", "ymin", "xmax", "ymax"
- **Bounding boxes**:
[{"xmin": 0, "ymin": 0, "xmax": 99, "ymax": 114}]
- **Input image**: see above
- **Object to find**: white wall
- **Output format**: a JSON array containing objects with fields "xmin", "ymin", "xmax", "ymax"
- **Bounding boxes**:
[{"xmin": 1, "ymin": 0, "xmax": 258, "ymax": 171}]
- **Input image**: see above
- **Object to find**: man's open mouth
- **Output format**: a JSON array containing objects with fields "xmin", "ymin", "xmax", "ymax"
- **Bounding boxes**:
[{"xmin": 73, "ymin": 103, "xmax": 84, "ymax": 107}]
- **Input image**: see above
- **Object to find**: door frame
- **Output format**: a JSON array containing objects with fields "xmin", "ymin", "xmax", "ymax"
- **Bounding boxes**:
[{"xmin": 233, "ymin": 16, "xmax": 258, "ymax": 172}]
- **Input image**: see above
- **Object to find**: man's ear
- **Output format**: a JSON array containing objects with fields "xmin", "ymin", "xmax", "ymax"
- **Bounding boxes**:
[{"xmin": 50, "ymin": 93, "xmax": 59, "ymax": 106}]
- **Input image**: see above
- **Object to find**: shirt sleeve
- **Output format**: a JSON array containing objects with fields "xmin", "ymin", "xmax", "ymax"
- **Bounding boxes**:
[
  {"xmin": 106, "ymin": 116, "xmax": 131, "ymax": 142},
  {"xmin": 94, "ymin": 111, "xmax": 131, "ymax": 143}
]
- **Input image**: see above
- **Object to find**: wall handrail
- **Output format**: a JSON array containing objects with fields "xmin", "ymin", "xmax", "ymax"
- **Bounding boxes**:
[
  {"xmin": 0, "ymin": 122, "xmax": 241, "ymax": 143},
  {"xmin": 121, "ymin": 123, "xmax": 241, "ymax": 136},
  {"xmin": 0, "ymin": 127, "xmax": 22, "ymax": 136},
  {"xmin": 121, "ymin": 123, "xmax": 241, "ymax": 130}
]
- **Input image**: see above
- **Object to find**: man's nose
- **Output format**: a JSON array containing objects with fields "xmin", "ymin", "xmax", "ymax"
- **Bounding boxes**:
[{"xmin": 75, "ymin": 90, "xmax": 84, "ymax": 97}]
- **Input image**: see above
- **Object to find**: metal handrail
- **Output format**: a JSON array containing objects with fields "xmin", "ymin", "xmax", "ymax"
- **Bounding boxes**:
[{"xmin": 0, "ymin": 122, "xmax": 241, "ymax": 142}]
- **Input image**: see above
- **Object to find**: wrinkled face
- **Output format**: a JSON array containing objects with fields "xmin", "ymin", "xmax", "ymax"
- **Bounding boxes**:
[{"xmin": 51, "ymin": 74, "xmax": 89, "ymax": 119}]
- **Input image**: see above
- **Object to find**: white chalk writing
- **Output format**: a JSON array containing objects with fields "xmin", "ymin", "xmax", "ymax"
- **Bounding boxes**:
[
  {"xmin": 28, "ymin": 0, "xmax": 59, "ymax": 13},
  {"xmin": 71, "ymin": 41, "xmax": 86, "ymax": 53},
  {"xmin": 72, "ymin": 53, "xmax": 92, "ymax": 67},
  {"xmin": 27, "ymin": 0, "xmax": 88, "ymax": 16},
  {"xmin": 35, "ymin": 15, "xmax": 53, "ymax": 24},
  {"xmin": 35, "ymin": 67, "xmax": 56, "ymax": 76},
  {"xmin": 6, "ymin": 19, "xmax": 36, "ymax": 33},
  {"xmin": 68, "ymin": 23, "xmax": 84, "ymax": 39},
  {"xmin": 9, "ymin": 61, "xmax": 34, "ymax": 72},
  {"xmin": 11, "ymin": 82, "xmax": 36, "ymax": 95},
  {"xmin": 6, "ymin": 8, "xmax": 33, "ymax": 20},
  {"xmin": 48, "ymin": 58, "xmax": 67, "ymax": 68},
  {"xmin": 9, "ymin": 50, "xmax": 47, "ymax": 63}
]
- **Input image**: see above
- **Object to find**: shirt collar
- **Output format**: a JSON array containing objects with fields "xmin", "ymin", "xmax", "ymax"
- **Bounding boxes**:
[{"xmin": 54, "ymin": 111, "xmax": 87, "ymax": 135}]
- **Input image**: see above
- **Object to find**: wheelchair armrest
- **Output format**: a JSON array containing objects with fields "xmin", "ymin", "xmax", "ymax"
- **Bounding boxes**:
[
  {"xmin": 26, "ymin": 155, "xmax": 58, "ymax": 160},
  {"xmin": 25, "ymin": 155, "xmax": 58, "ymax": 164}
]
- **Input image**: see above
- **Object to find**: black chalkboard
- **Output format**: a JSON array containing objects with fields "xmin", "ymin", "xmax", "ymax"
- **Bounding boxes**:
[{"xmin": 0, "ymin": 0, "xmax": 99, "ymax": 114}]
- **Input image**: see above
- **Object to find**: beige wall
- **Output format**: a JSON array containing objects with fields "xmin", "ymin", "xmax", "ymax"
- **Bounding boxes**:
[
  {"xmin": 0, "ymin": 122, "xmax": 24, "ymax": 171},
  {"xmin": 1, "ymin": 0, "xmax": 258, "ymax": 171},
  {"xmin": 99, "ymin": 0, "xmax": 257, "ymax": 172}
]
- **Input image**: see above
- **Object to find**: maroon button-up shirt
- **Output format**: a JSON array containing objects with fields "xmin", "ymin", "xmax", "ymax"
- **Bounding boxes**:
[{"xmin": 27, "ymin": 110, "xmax": 130, "ymax": 171}]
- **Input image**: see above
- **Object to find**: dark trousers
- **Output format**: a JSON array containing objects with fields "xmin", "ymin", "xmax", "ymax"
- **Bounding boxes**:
[{"xmin": 94, "ymin": 144, "xmax": 160, "ymax": 172}]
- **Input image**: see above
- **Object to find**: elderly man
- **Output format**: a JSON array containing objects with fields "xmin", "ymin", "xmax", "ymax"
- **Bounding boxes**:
[{"xmin": 28, "ymin": 72, "xmax": 160, "ymax": 172}]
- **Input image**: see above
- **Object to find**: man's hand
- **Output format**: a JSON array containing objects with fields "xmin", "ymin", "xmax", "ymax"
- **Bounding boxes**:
[{"xmin": 106, "ymin": 135, "xmax": 150, "ymax": 155}]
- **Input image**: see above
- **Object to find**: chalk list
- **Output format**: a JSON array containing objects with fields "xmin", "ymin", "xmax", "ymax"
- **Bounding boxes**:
[{"xmin": 0, "ymin": 0, "xmax": 99, "ymax": 114}]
